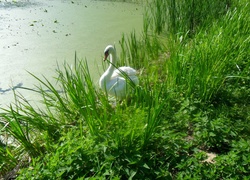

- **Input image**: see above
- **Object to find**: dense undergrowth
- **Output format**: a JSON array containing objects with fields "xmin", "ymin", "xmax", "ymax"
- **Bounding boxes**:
[{"xmin": 1, "ymin": 0, "xmax": 249, "ymax": 179}]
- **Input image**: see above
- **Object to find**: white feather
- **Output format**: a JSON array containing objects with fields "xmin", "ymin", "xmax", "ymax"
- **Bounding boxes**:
[{"xmin": 99, "ymin": 45, "xmax": 139, "ymax": 99}]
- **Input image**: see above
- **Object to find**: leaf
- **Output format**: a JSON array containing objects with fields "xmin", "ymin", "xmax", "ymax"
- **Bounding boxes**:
[
  {"xmin": 143, "ymin": 163, "xmax": 150, "ymax": 169},
  {"xmin": 209, "ymin": 132, "xmax": 216, "ymax": 137},
  {"xmin": 128, "ymin": 170, "xmax": 137, "ymax": 180}
]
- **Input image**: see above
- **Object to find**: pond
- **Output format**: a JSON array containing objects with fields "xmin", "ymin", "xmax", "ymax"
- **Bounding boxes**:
[{"xmin": 0, "ymin": 0, "xmax": 143, "ymax": 107}]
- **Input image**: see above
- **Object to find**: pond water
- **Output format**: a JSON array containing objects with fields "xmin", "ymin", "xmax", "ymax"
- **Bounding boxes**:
[{"xmin": 0, "ymin": 0, "xmax": 143, "ymax": 107}]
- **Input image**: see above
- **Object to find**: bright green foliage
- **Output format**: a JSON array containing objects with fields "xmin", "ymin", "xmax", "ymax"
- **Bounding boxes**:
[{"xmin": 147, "ymin": 0, "xmax": 232, "ymax": 36}]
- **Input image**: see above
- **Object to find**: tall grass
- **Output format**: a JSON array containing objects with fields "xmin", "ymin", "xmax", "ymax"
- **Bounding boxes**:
[
  {"xmin": 146, "ymin": 0, "xmax": 231, "ymax": 36},
  {"xmin": 119, "ymin": 30, "xmax": 163, "ymax": 70},
  {"xmin": 165, "ymin": 0, "xmax": 249, "ymax": 101},
  {"xmin": 143, "ymin": 0, "xmax": 249, "ymax": 102},
  {"xmin": 0, "ymin": 50, "xmax": 166, "ymax": 178}
]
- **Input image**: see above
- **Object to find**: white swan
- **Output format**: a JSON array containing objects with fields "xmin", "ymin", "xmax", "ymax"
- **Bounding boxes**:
[{"xmin": 99, "ymin": 45, "xmax": 139, "ymax": 99}]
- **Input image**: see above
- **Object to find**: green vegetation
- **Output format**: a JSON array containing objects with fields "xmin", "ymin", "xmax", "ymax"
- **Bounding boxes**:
[{"xmin": 1, "ymin": 0, "xmax": 250, "ymax": 179}]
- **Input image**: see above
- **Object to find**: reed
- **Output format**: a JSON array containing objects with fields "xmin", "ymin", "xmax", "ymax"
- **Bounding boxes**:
[
  {"xmin": 145, "ymin": 0, "xmax": 231, "ymax": 37},
  {"xmin": 165, "ymin": 0, "xmax": 249, "ymax": 101}
]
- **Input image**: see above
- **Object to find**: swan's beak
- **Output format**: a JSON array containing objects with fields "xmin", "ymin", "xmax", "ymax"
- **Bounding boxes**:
[{"xmin": 103, "ymin": 55, "xmax": 108, "ymax": 61}]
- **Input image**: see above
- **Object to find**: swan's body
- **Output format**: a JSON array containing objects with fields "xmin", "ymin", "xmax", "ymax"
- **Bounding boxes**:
[{"xmin": 99, "ymin": 45, "xmax": 139, "ymax": 99}]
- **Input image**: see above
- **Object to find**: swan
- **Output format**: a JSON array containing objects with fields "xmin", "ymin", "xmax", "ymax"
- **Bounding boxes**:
[{"xmin": 99, "ymin": 45, "xmax": 139, "ymax": 99}]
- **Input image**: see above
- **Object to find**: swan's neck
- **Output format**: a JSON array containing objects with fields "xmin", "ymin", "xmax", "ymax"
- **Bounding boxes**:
[
  {"xmin": 100, "ymin": 52, "xmax": 117, "ymax": 89},
  {"xmin": 104, "ymin": 52, "xmax": 116, "ymax": 78}
]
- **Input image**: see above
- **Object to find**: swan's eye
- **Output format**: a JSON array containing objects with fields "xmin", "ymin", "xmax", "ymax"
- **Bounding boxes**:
[{"xmin": 104, "ymin": 50, "xmax": 109, "ymax": 56}]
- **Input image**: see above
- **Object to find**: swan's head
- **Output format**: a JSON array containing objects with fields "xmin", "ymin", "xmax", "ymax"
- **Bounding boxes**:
[{"xmin": 104, "ymin": 45, "xmax": 115, "ymax": 61}]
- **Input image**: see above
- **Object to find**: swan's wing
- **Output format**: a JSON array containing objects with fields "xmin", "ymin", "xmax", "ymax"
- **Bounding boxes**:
[
  {"xmin": 129, "ymin": 75, "xmax": 139, "ymax": 85},
  {"xmin": 101, "ymin": 66, "xmax": 139, "ymax": 99},
  {"xmin": 111, "ymin": 66, "xmax": 139, "ymax": 86},
  {"xmin": 113, "ymin": 66, "xmax": 137, "ymax": 77},
  {"xmin": 106, "ymin": 77, "xmax": 127, "ymax": 98},
  {"xmin": 103, "ymin": 75, "xmax": 138, "ymax": 99}
]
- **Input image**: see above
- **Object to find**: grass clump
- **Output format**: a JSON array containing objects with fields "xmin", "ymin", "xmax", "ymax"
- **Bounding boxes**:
[
  {"xmin": 1, "ymin": 56, "xmax": 167, "ymax": 179},
  {"xmin": 146, "ymin": 0, "xmax": 231, "ymax": 36},
  {"xmin": 1, "ymin": 0, "xmax": 250, "ymax": 179}
]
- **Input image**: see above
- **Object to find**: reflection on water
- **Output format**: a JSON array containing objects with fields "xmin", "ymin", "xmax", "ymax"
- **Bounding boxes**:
[
  {"xmin": 0, "ymin": 0, "xmax": 142, "ymax": 107},
  {"xmin": 0, "ymin": 82, "xmax": 23, "ymax": 94}
]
